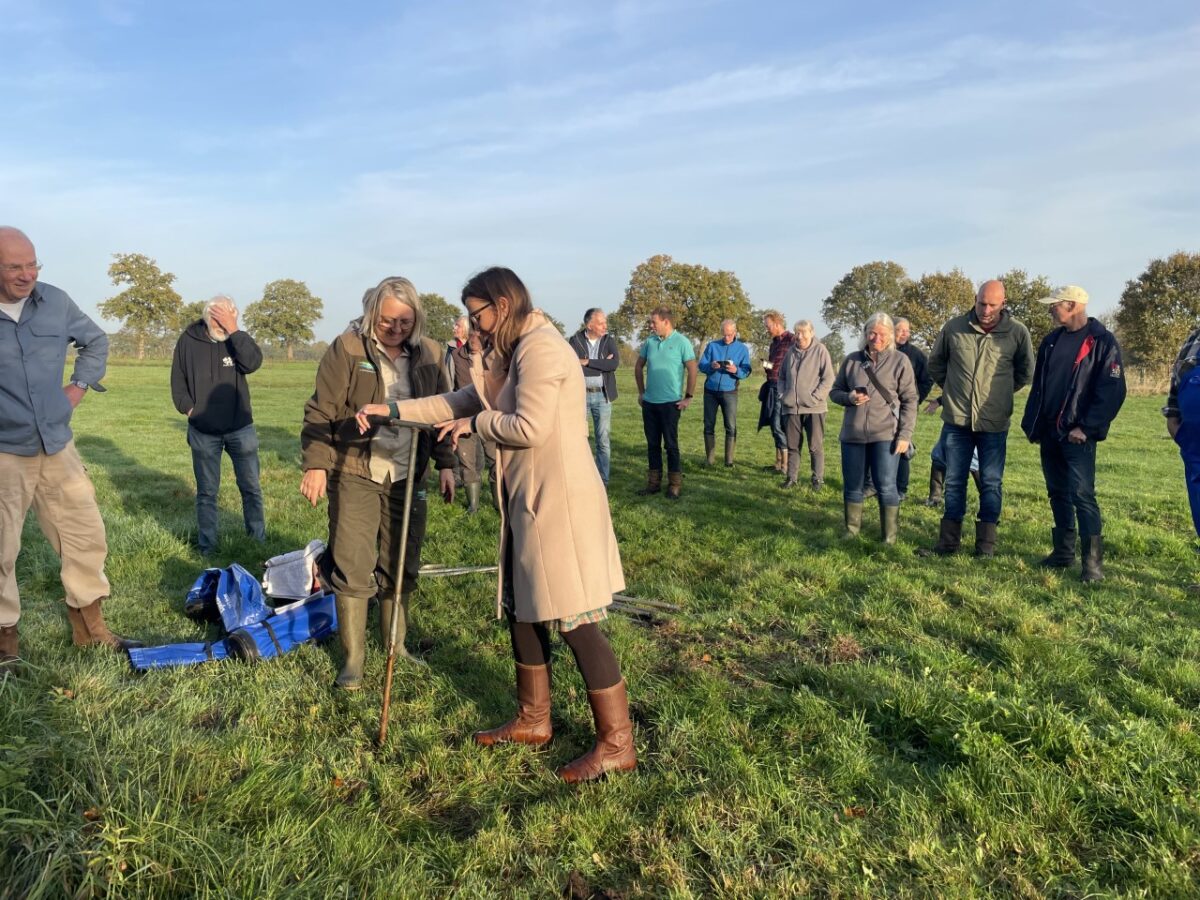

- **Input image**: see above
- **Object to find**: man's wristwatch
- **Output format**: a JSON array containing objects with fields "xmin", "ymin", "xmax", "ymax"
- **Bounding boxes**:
[
  {"xmin": 684, "ymin": 393, "xmax": 694, "ymax": 399},
  {"xmin": 70, "ymin": 380, "xmax": 90, "ymax": 391}
]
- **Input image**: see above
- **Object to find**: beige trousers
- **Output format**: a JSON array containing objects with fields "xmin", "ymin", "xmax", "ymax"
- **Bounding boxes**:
[{"xmin": 0, "ymin": 441, "xmax": 110, "ymax": 626}]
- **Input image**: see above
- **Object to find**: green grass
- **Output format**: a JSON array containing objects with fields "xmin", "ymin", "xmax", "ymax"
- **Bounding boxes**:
[{"xmin": 3, "ymin": 360, "xmax": 1200, "ymax": 897}]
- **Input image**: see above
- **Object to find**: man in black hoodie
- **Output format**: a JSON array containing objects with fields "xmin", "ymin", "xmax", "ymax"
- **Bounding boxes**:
[{"xmin": 171, "ymin": 296, "xmax": 265, "ymax": 555}]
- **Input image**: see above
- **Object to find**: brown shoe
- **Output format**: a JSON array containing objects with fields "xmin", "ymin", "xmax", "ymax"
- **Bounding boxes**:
[
  {"xmin": 69, "ymin": 600, "xmax": 144, "ymax": 652},
  {"xmin": 665, "ymin": 471, "xmax": 682, "ymax": 500},
  {"xmin": 558, "ymin": 679, "xmax": 637, "ymax": 783},
  {"xmin": 474, "ymin": 662, "xmax": 553, "ymax": 747},
  {"xmin": 0, "ymin": 624, "xmax": 18, "ymax": 673},
  {"xmin": 637, "ymin": 469, "xmax": 662, "ymax": 496}
]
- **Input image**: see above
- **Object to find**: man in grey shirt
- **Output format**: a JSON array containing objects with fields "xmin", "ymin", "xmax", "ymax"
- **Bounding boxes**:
[{"xmin": 0, "ymin": 227, "xmax": 140, "ymax": 671}]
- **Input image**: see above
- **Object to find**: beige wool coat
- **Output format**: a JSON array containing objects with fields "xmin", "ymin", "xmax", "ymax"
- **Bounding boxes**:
[{"xmin": 396, "ymin": 313, "xmax": 624, "ymax": 623}]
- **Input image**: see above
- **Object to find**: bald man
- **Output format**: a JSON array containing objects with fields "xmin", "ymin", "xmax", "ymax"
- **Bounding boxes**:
[
  {"xmin": 0, "ymin": 227, "xmax": 140, "ymax": 671},
  {"xmin": 924, "ymin": 280, "xmax": 1034, "ymax": 558}
]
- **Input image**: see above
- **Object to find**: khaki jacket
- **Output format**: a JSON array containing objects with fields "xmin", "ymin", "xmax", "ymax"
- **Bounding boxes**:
[
  {"xmin": 301, "ymin": 329, "xmax": 455, "ymax": 479},
  {"xmin": 928, "ymin": 309, "xmax": 1034, "ymax": 433},
  {"xmin": 396, "ymin": 313, "xmax": 624, "ymax": 623}
]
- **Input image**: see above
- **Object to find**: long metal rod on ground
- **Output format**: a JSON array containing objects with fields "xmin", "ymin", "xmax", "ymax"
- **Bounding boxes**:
[
  {"xmin": 612, "ymin": 594, "xmax": 681, "ymax": 611},
  {"xmin": 418, "ymin": 564, "xmax": 498, "ymax": 577}
]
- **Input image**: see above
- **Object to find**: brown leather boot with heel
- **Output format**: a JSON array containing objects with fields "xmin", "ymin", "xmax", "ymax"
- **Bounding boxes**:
[
  {"xmin": 67, "ymin": 600, "xmax": 143, "ymax": 651},
  {"xmin": 557, "ymin": 679, "xmax": 637, "ymax": 783},
  {"xmin": 474, "ymin": 662, "xmax": 553, "ymax": 747}
]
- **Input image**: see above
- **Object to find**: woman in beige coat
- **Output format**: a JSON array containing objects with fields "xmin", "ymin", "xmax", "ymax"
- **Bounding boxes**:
[{"xmin": 356, "ymin": 267, "xmax": 635, "ymax": 783}]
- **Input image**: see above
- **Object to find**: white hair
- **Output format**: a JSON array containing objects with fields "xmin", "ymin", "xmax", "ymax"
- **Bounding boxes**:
[
  {"xmin": 202, "ymin": 295, "xmax": 237, "ymax": 339},
  {"xmin": 858, "ymin": 312, "xmax": 895, "ymax": 351}
]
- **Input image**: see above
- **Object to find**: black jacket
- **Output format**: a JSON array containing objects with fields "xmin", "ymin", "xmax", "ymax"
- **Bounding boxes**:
[
  {"xmin": 897, "ymin": 341, "xmax": 933, "ymax": 404},
  {"xmin": 567, "ymin": 330, "xmax": 620, "ymax": 402},
  {"xmin": 1020, "ymin": 318, "xmax": 1126, "ymax": 443},
  {"xmin": 171, "ymin": 321, "xmax": 263, "ymax": 435}
]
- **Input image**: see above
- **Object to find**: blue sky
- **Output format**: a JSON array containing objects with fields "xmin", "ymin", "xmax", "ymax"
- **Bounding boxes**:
[{"xmin": 4, "ymin": 0, "xmax": 1197, "ymax": 340}]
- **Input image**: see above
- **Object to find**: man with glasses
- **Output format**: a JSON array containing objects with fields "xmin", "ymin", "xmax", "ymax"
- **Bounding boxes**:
[{"xmin": 0, "ymin": 227, "xmax": 141, "ymax": 672}]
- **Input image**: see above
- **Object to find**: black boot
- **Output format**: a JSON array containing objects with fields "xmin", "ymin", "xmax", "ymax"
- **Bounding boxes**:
[
  {"xmin": 1081, "ymin": 535, "xmax": 1104, "ymax": 583},
  {"xmin": 918, "ymin": 517, "xmax": 962, "ymax": 557},
  {"xmin": 1038, "ymin": 528, "xmax": 1076, "ymax": 567},
  {"xmin": 974, "ymin": 521, "xmax": 998, "ymax": 558},
  {"xmin": 924, "ymin": 465, "xmax": 945, "ymax": 507}
]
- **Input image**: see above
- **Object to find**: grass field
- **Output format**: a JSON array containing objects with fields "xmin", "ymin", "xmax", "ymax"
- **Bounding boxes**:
[{"xmin": 3, "ymin": 359, "xmax": 1200, "ymax": 898}]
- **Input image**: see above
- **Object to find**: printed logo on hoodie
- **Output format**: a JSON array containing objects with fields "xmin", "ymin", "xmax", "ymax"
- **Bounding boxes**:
[{"xmin": 222, "ymin": 356, "xmax": 234, "ymax": 367}]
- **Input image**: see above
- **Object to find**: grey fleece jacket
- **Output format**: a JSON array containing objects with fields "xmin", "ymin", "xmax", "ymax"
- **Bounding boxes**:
[
  {"xmin": 778, "ymin": 339, "xmax": 835, "ymax": 414},
  {"xmin": 830, "ymin": 348, "xmax": 918, "ymax": 443}
]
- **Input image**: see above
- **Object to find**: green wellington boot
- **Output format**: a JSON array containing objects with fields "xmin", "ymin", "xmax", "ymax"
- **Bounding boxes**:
[{"xmin": 334, "ymin": 596, "xmax": 368, "ymax": 689}]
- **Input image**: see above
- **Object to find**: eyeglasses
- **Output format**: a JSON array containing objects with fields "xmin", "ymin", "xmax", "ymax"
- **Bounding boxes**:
[
  {"xmin": 468, "ymin": 301, "xmax": 494, "ymax": 326},
  {"xmin": 1, "ymin": 262, "xmax": 42, "ymax": 274}
]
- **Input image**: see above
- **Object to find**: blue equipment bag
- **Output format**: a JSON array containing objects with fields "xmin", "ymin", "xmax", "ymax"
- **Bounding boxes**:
[{"xmin": 130, "ymin": 560, "xmax": 337, "ymax": 673}]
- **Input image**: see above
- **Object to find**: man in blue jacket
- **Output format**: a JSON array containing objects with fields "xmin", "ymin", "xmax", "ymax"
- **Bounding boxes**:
[
  {"xmin": 0, "ymin": 227, "xmax": 140, "ymax": 671},
  {"xmin": 698, "ymin": 319, "xmax": 752, "ymax": 466},
  {"xmin": 1020, "ymin": 285, "xmax": 1125, "ymax": 582},
  {"xmin": 171, "ymin": 296, "xmax": 265, "ymax": 556},
  {"xmin": 568, "ymin": 309, "xmax": 620, "ymax": 486}
]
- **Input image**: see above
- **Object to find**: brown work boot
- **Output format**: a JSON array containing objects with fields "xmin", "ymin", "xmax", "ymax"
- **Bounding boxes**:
[
  {"xmin": 974, "ymin": 521, "xmax": 998, "ymax": 558},
  {"xmin": 637, "ymin": 469, "xmax": 662, "ymax": 495},
  {"xmin": 665, "ymin": 471, "xmax": 683, "ymax": 500},
  {"xmin": 474, "ymin": 662, "xmax": 552, "ymax": 747},
  {"xmin": 0, "ymin": 624, "xmax": 18, "ymax": 673},
  {"xmin": 703, "ymin": 434, "xmax": 716, "ymax": 466},
  {"xmin": 557, "ymin": 679, "xmax": 637, "ymax": 783},
  {"xmin": 69, "ymin": 601, "xmax": 143, "ymax": 651}
]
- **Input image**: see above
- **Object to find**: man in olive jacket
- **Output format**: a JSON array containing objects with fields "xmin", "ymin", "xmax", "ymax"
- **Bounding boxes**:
[{"xmin": 925, "ymin": 280, "xmax": 1034, "ymax": 557}]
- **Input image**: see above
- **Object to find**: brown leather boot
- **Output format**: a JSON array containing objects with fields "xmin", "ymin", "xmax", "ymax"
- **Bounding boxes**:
[
  {"xmin": 0, "ymin": 624, "xmax": 18, "ymax": 672},
  {"xmin": 474, "ymin": 662, "xmax": 552, "ymax": 747},
  {"xmin": 637, "ymin": 469, "xmax": 662, "ymax": 495},
  {"xmin": 69, "ymin": 601, "xmax": 143, "ymax": 651},
  {"xmin": 665, "ymin": 471, "xmax": 683, "ymax": 500},
  {"xmin": 558, "ymin": 679, "xmax": 637, "ymax": 783},
  {"xmin": 703, "ymin": 434, "xmax": 716, "ymax": 466}
]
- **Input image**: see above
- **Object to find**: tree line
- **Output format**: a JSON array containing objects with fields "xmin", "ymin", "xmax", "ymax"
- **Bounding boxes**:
[{"xmin": 97, "ymin": 248, "xmax": 1200, "ymax": 375}]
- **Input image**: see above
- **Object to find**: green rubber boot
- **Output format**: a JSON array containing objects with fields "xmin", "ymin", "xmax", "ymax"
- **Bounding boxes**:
[
  {"xmin": 334, "ymin": 596, "xmax": 368, "ymax": 690},
  {"xmin": 379, "ymin": 594, "xmax": 427, "ymax": 667}
]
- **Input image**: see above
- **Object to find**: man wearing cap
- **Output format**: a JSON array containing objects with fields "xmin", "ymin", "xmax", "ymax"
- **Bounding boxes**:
[
  {"xmin": 924, "ymin": 280, "xmax": 1034, "ymax": 558},
  {"xmin": 1021, "ymin": 286, "xmax": 1125, "ymax": 582},
  {"xmin": 0, "ymin": 226, "xmax": 140, "ymax": 672}
]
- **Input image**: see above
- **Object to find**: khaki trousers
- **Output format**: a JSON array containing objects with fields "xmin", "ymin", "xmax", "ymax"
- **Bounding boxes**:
[{"xmin": 0, "ymin": 441, "xmax": 110, "ymax": 626}]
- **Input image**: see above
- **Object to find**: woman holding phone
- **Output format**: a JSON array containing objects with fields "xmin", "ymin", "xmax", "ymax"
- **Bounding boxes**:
[
  {"xmin": 829, "ymin": 312, "xmax": 918, "ymax": 544},
  {"xmin": 355, "ymin": 267, "xmax": 635, "ymax": 784}
]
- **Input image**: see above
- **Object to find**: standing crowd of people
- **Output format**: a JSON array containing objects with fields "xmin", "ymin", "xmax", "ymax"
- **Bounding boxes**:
[{"xmin": 1, "ymin": 220, "xmax": 1187, "ymax": 787}]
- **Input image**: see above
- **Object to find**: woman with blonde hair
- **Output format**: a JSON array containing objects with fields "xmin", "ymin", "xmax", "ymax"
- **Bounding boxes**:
[
  {"xmin": 357, "ymin": 267, "xmax": 635, "ymax": 784},
  {"xmin": 829, "ymin": 312, "xmax": 918, "ymax": 543},
  {"xmin": 300, "ymin": 277, "xmax": 457, "ymax": 689}
]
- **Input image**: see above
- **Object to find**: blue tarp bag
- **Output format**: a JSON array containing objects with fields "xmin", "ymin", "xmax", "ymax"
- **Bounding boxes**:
[
  {"xmin": 128, "ymin": 639, "xmax": 233, "ymax": 670},
  {"xmin": 130, "ymin": 560, "xmax": 337, "ymax": 673},
  {"xmin": 226, "ymin": 593, "xmax": 337, "ymax": 662}
]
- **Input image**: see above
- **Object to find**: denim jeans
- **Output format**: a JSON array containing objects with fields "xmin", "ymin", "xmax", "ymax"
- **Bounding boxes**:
[
  {"xmin": 942, "ymin": 424, "xmax": 1007, "ymax": 523},
  {"xmin": 841, "ymin": 441, "xmax": 900, "ymax": 505},
  {"xmin": 586, "ymin": 390, "xmax": 612, "ymax": 484},
  {"xmin": 768, "ymin": 381, "xmax": 786, "ymax": 449},
  {"xmin": 1040, "ymin": 438, "xmax": 1101, "ymax": 536},
  {"xmin": 642, "ymin": 401, "xmax": 682, "ymax": 473},
  {"xmin": 187, "ymin": 423, "xmax": 265, "ymax": 554},
  {"xmin": 702, "ymin": 389, "xmax": 738, "ymax": 438}
]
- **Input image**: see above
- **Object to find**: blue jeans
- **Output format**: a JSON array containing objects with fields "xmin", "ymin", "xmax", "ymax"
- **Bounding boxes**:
[
  {"xmin": 585, "ymin": 391, "xmax": 612, "ymax": 484},
  {"xmin": 187, "ymin": 423, "xmax": 265, "ymax": 554},
  {"xmin": 942, "ymin": 423, "xmax": 1007, "ymax": 523},
  {"xmin": 1040, "ymin": 438, "xmax": 1101, "ymax": 536},
  {"xmin": 703, "ymin": 389, "xmax": 738, "ymax": 438},
  {"xmin": 841, "ymin": 441, "xmax": 900, "ymax": 506}
]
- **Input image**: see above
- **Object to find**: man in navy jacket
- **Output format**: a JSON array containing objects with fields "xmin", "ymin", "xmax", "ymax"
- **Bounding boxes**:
[
  {"xmin": 568, "ymin": 309, "xmax": 620, "ymax": 486},
  {"xmin": 1021, "ymin": 285, "xmax": 1125, "ymax": 582},
  {"xmin": 171, "ymin": 296, "xmax": 265, "ymax": 555}
]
